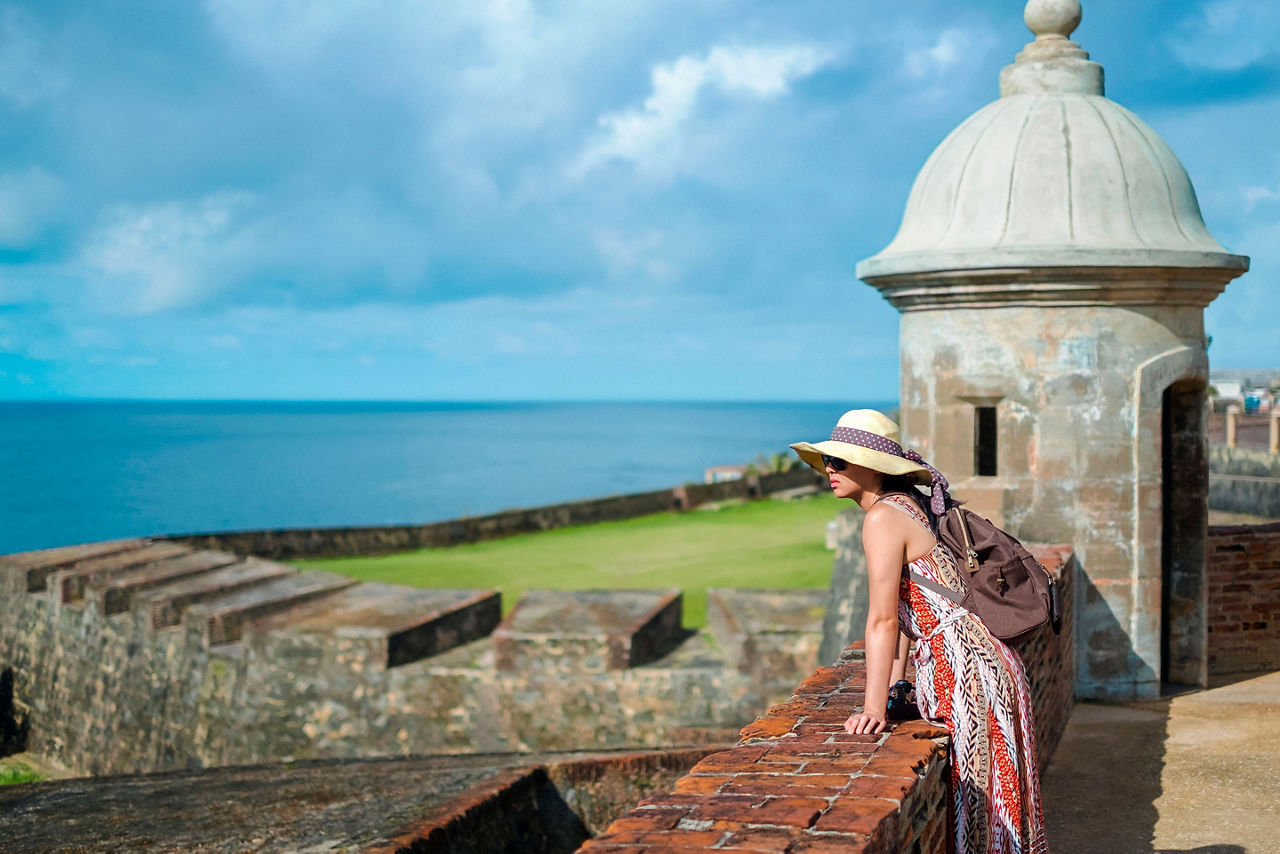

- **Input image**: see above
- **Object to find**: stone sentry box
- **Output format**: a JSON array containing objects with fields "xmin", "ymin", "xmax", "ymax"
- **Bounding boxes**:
[{"xmin": 858, "ymin": 0, "xmax": 1249, "ymax": 699}]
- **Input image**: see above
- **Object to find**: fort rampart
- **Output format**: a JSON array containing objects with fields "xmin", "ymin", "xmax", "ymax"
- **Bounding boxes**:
[
  {"xmin": 163, "ymin": 468, "xmax": 822, "ymax": 560},
  {"xmin": 1209, "ymin": 446, "xmax": 1280, "ymax": 519},
  {"xmin": 0, "ymin": 538, "xmax": 824, "ymax": 776}
]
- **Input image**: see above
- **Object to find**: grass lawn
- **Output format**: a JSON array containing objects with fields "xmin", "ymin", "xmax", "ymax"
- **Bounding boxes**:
[
  {"xmin": 0, "ymin": 760, "xmax": 44, "ymax": 786},
  {"xmin": 296, "ymin": 493, "xmax": 844, "ymax": 628}
]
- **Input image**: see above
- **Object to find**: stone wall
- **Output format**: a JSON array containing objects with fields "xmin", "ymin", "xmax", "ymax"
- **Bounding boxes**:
[
  {"xmin": 581, "ymin": 546, "xmax": 1077, "ymax": 852},
  {"xmin": 164, "ymin": 468, "xmax": 823, "ymax": 560},
  {"xmin": 0, "ymin": 540, "xmax": 824, "ymax": 776},
  {"xmin": 1209, "ymin": 447, "xmax": 1280, "ymax": 519},
  {"xmin": 1, "ymin": 746, "xmax": 723, "ymax": 853},
  {"xmin": 818, "ymin": 507, "xmax": 867, "ymax": 666},
  {"xmin": 1206, "ymin": 522, "xmax": 1280, "ymax": 675}
]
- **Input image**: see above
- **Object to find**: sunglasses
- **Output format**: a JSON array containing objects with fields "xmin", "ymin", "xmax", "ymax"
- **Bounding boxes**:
[{"xmin": 821, "ymin": 454, "xmax": 849, "ymax": 471}]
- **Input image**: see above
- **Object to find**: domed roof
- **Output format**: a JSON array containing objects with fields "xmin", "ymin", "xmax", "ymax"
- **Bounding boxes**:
[{"xmin": 857, "ymin": 0, "xmax": 1248, "ymax": 296}]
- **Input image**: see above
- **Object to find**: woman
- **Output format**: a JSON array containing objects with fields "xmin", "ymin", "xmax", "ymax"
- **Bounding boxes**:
[{"xmin": 791, "ymin": 409, "xmax": 1047, "ymax": 854}]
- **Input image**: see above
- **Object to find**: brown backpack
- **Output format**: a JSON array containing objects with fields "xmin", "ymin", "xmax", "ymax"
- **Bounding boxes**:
[{"xmin": 909, "ymin": 504, "xmax": 1062, "ymax": 647}]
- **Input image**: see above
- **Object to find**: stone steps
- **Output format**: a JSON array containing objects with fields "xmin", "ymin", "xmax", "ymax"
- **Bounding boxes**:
[
  {"xmin": 247, "ymin": 583, "xmax": 502, "ymax": 668},
  {"xmin": 2, "ymin": 539, "xmax": 147, "ymax": 593},
  {"xmin": 51, "ymin": 542, "xmax": 194, "ymax": 604},
  {"xmin": 93, "ymin": 551, "xmax": 242, "ymax": 615},
  {"xmin": 494, "ymin": 589, "xmax": 685, "ymax": 673},
  {"xmin": 190, "ymin": 570, "xmax": 358, "ymax": 645},
  {"xmin": 139, "ymin": 558, "xmax": 300, "ymax": 630}
]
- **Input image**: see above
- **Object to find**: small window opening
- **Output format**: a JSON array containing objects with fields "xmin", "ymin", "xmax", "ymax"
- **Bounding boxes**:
[{"xmin": 974, "ymin": 406, "xmax": 998, "ymax": 476}]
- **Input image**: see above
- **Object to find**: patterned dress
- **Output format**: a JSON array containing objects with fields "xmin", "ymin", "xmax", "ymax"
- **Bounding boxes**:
[{"xmin": 880, "ymin": 494, "xmax": 1048, "ymax": 854}]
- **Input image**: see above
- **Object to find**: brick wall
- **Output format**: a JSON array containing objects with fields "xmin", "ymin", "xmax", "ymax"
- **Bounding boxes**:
[
  {"xmin": 1207, "ymin": 522, "xmax": 1280, "ymax": 675},
  {"xmin": 579, "ymin": 547, "xmax": 1075, "ymax": 852},
  {"xmin": 1017, "ymin": 546, "xmax": 1076, "ymax": 773}
]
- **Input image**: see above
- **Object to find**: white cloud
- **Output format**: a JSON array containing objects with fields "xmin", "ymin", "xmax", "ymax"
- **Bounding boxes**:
[
  {"xmin": 593, "ymin": 229, "xmax": 678, "ymax": 282},
  {"xmin": 81, "ymin": 191, "xmax": 258, "ymax": 315},
  {"xmin": 904, "ymin": 26, "xmax": 996, "ymax": 81},
  {"xmin": 1171, "ymin": 0, "xmax": 1280, "ymax": 71},
  {"xmin": 1243, "ymin": 183, "xmax": 1280, "ymax": 211},
  {"xmin": 0, "ymin": 7, "xmax": 67, "ymax": 107},
  {"xmin": 0, "ymin": 166, "xmax": 64, "ymax": 248},
  {"xmin": 572, "ymin": 43, "xmax": 836, "ymax": 179}
]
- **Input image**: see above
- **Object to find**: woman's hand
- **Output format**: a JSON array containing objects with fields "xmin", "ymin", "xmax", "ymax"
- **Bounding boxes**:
[{"xmin": 844, "ymin": 711, "xmax": 887, "ymax": 735}]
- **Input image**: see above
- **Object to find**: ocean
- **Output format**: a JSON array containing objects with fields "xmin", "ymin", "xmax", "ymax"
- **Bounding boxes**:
[{"xmin": 0, "ymin": 400, "xmax": 889, "ymax": 554}]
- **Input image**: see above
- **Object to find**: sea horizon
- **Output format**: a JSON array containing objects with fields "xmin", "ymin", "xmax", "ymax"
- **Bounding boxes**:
[{"xmin": 0, "ymin": 398, "xmax": 893, "ymax": 554}]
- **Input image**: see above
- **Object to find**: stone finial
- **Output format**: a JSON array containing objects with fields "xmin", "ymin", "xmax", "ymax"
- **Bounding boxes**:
[
  {"xmin": 1025, "ymin": 0, "xmax": 1082, "ymax": 40},
  {"xmin": 1000, "ymin": 0, "xmax": 1103, "ymax": 96}
]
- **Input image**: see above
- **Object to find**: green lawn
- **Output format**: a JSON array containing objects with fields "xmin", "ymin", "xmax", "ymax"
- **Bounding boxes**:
[
  {"xmin": 296, "ymin": 493, "xmax": 844, "ymax": 628},
  {"xmin": 0, "ymin": 761, "xmax": 44, "ymax": 786}
]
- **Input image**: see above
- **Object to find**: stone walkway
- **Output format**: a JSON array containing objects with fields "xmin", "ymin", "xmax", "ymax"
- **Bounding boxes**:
[{"xmin": 1042, "ymin": 670, "xmax": 1280, "ymax": 853}]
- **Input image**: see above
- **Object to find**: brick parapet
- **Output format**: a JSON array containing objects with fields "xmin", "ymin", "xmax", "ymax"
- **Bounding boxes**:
[
  {"xmin": 580, "ymin": 657, "xmax": 950, "ymax": 852},
  {"xmin": 1206, "ymin": 522, "xmax": 1280, "ymax": 675},
  {"xmin": 580, "ymin": 545, "xmax": 1076, "ymax": 851}
]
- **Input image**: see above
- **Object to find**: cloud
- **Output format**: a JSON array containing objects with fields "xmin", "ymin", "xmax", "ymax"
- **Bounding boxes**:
[
  {"xmin": 80, "ymin": 192, "xmax": 258, "ymax": 315},
  {"xmin": 572, "ymin": 43, "xmax": 836, "ymax": 179},
  {"xmin": 1170, "ymin": 0, "xmax": 1280, "ymax": 71},
  {"xmin": 0, "ymin": 7, "xmax": 68, "ymax": 107},
  {"xmin": 0, "ymin": 166, "xmax": 64, "ymax": 248},
  {"xmin": 904, "ymin": 27, "xmax": 989, "ymax": 79}
]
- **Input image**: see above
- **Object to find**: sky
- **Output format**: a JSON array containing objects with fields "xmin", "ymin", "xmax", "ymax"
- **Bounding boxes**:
[{"xmin": 0, "ymin": 0, "xmax": 1276, "ymax": 402}]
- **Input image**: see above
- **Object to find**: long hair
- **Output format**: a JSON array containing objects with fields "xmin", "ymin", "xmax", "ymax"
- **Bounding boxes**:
[{"xmin": 880, "ymin": 473, "xmax": 960, "ymax": 532}]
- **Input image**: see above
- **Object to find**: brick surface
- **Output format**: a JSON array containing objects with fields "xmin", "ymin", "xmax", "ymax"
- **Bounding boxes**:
[
  {"xmin": 739, "ymin": 716, "xmax": 799, "ymax": 739},
  {"xmin": 673, "ymin": 774, "xmax": 730, "ymax": 794},
  {"xmin": 812, "ymin": 796, "xmax": 899, "ymax": 835},
  {"xmin": 577, "ymin": 554, "xmax": 1081, "ymax": 853},
  {"xmin": 1206, "ymin": 524, "xmax": 1280, "ymax": 675}
]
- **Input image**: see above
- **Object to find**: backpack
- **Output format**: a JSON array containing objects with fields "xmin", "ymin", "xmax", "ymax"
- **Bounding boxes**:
[{"xmin": 907, "ymin": 502, "xmax": 1063, "ymax": 647}]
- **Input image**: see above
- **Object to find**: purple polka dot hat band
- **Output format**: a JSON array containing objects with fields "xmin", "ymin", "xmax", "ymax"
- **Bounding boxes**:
[{"xmin": 829, "ymin": 426, "xmax": 952, "ymax": 516}]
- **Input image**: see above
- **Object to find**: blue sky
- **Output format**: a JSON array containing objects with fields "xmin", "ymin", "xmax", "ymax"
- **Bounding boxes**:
[{"xmin": 0, "ymin": 0, "xmax": 1275, "ymax": 401}]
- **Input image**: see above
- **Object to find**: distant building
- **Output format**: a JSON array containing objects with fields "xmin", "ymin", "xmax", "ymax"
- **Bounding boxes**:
[{"xmin": 704, "ymin": 465, "xmax": 747, "ymax": 484}]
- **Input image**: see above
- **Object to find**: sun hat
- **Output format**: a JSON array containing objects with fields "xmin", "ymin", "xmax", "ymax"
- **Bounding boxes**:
[{"xmin": 790, "ymin": 409, "xmax": 952, "ymax": 515}]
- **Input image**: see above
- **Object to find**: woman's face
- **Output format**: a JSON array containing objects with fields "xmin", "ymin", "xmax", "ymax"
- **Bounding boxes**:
[{"xmin": 825, "ymin": 458, "xmax": 882, "ymax": 501}]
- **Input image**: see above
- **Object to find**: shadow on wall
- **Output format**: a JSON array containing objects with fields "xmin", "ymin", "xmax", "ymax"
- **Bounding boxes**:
[
  {"xmin": 1074, "ymin": 571, "xmax": 1159, "ymax": 700},
  {"xmin": 0, "ymin": 668, "xmax": 27, "ymax": 757}
]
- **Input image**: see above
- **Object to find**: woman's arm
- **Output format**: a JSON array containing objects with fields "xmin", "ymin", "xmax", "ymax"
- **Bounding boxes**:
[
  {"xmin": 892, "ymin": 632, "xmax": 911, "ymax": 683},
  {"xmin": 845, "ymin": 506, "xmax": 907, "ymax": 735}
]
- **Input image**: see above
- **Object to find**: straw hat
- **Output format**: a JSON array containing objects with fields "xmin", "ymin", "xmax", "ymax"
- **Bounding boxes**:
[{"xmin": 789, "ymin": 409, "xmax": 932, "ymax": 482}]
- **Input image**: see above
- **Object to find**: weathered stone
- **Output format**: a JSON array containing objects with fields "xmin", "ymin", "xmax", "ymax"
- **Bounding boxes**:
[
  {"xmin": 91, "ymin": 550, "xmax": 241, "ymax": 615},
  {"xmin": 188, "ymin": 570, "xmax": 357, "ymax": 645},
  {"xmin": 494, "ymin": 589, "xmax": 684, "ymax": 674},
  {"xmin": 706, "ymin": 588, "xmax": 825, "ymax": 681},
  {"xmin": 49, "ymin": 542, "xmax": 195, "ymax": 604},
  {"xmin": 251, "ymin": 583, "xmax": 502, "ymax": 668},
  {"xmin": 818, "ymin": 507, "xmax": 868, "ymax": 665},
  {"xmin": 137, "ymin": 557, "xmax": 298, "ymax": 629}
]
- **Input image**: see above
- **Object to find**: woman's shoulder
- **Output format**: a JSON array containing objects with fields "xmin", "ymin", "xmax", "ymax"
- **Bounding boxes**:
[
  {"xmin": 862, "ymin": 497, "xmax": 920, "ymax": 538},
  {"xmin": 874, "ymin": 491, "xmax": 929, "ymax": 521}
]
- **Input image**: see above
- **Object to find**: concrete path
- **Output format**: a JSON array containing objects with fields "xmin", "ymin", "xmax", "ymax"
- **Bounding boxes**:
[{"xmin": 1042, "ymin": 670, "xmax": 1280, "ymax": 853}]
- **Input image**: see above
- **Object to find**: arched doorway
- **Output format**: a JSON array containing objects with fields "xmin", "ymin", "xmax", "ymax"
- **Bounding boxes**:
[{"xmin": 1160, "ymin": 380, "xmax": 1209, "ymax": 689}]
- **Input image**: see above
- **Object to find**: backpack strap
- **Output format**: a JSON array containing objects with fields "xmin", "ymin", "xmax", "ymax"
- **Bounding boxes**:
[
  {"xmin": 874, "ymin": 492, "xmax": 934, "ymax": 536},
  {"xmin": 908, "ymin": 570, "xmax": 965, "ymax": 606},
  {"xmin": 877, "ymin": 493, "xmax": 966, "ymax": 604}
]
